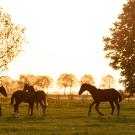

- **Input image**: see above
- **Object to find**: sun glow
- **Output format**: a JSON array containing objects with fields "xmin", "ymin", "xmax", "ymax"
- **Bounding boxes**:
[{"xmin": 0, "ymin": 0, "xmax": 127, "ymax": 89}]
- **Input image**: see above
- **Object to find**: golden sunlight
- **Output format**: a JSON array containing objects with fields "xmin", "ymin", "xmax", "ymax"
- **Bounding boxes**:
[{"xmin": 0, "ymin": 0, "xmax": 127, "ymax": 92}]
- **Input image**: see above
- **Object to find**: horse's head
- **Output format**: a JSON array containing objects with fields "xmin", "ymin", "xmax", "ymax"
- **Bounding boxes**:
[
  {"xmin": 79, "ymin": 83, "xmax": 89, "ymax": 95},
  {"xmin": 79, "ymin": 83, "xmax": 97, "ymax": 95},
  {"xmin": 0, "ymin": 86, "xmax": 7, "ymax": 97},
  {"xmin": 24, "ymin": 83, "xmax": 35, "ymax": 92},
  {"xmin": 23, "ymin": 83, "xmax": 29, "ymax": 91}
]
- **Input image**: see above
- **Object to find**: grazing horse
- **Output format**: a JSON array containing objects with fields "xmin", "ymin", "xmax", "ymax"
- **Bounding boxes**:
[
  {"xmin": 79, "ymin": 83, "xmax": 122, "ymax": 116},
  {"xmin": 0, "ymin": 86, "xmax": 7, "ymax": 97},
  {"xmin": 23, "ymin": 84, "xmax": 47, "ymax": 114},
  {"xmin": 11, "ymin": 84, "xmax": 47, "ymax": 116}
]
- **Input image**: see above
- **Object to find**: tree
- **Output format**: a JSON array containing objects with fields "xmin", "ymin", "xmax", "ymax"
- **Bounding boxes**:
[
  {"xmin": 19, "ymin": 74, "xmax": 28, "ymax": 84},
  {"xmin": 20, "ymin": 74, "xmax": 53, "ymax": 93},
  {"xmin": 100, "ymin": 75, "xmax": 115, "ymax": 89},
  {"xmin": 57, "ymin": 73, "xmax": 78, "ymax": 96},
  {"xmin": 80, "ymin": 74, "xmax": 95, "ymax": 85},
  {"xmin": 35, "ymin": 75, "xmax": 53, "ymax": 93},
  {"xmin": 0, "ymin": 8, "xmax": 25, "ymax": 116},
  {"xmin": 103, "ymin": 1, "xmax": 135, "ymax": 92},
  {"xmin": 0, "ymin": 7, "xmax": 25, "ymax": 72}
]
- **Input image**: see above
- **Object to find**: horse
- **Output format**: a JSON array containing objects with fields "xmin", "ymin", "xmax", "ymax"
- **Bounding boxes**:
[
  {"xmin": 10, "ymin": 84, "xmax": 47, "ymax": 116},
  {"xmin": 23, "ymin": 84, "xmax": 47, "ymax": 114},
  {"xmin": 11, "ymin": 89, "xmax": 36, "ymax": 116},
  {"xmin": 0, "ymin": 86, "xmax": 7, "ymax": 116},
  {"xmin": 79, "ymin": 83, "xmax": 122, "ymax": 116},
  {"xmin": 0, "ymin": 86, "xmax": 7, "ymax": 97}
]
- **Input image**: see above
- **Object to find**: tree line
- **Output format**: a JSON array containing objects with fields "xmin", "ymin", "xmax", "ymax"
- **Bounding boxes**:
[{"xmin": 0, "ymin": 74, "xmax": 115, "ymax": 95}]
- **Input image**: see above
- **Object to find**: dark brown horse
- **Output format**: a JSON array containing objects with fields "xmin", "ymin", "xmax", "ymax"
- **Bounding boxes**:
[
  {"xmin": 0, "ymin": 86, "xmax": 7, "ymax": 116},
  {"xmin": 23, "ymin": 84, "xmax": 47, "ymax": 114},
  {"xmin": 11, "ymin": 84, "xmax": 47, "ymax": 116},
  {"xmin": 79, "ymin": 83, "xmax": 122, "ymax": 116},
  {"xmin": 0, "ymin": 86, "xmax": 7, "ymax": 97}
]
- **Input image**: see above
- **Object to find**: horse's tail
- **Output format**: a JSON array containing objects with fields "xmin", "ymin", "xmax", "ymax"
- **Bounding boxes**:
[
  {"xmin": 11, "ymin": 94, "xmax": 15, "ymax": 105},
  {"xmin": 118, "ymin": 93, "xmax": 122, "ymax": 103}
]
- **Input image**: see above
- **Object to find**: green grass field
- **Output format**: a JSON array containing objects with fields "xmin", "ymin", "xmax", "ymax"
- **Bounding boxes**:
[{"xmin": 0, "ymin": 98, "xmax": 135, "ymax": 135}]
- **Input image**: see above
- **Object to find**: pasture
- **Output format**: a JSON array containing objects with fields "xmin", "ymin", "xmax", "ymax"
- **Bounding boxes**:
[{"xmin": 0, "ymin": 98, "xmax": 135, "ymax": 135}]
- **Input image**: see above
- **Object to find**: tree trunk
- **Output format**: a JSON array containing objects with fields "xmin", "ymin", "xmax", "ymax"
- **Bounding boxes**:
[
  {"xmin": 70, "ymin": 86, "xmax": 73, "ymax": 100},
  {"xmin": 64, "ymin": 87, "xmax": 66, "ymax": 95}
]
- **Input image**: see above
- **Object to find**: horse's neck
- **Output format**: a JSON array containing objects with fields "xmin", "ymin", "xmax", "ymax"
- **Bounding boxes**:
[{"xmin": 88, "ymin": 88, "xmax": 98, "ymax": 96}]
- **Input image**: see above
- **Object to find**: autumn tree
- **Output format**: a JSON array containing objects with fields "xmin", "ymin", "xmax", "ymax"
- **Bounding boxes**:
[
  {"xmin": 0, "ymin": 7, "xmax": 25, "ymax": 72},
  {"xmin": 35, "ymin": 75, "xmax": 53, "ymax": 93},
  {"xmin": 100, "ymin": 75, "xmax": 115, "ymax": 89},
  {"xmin": 80, "ymin": 74, "xmax": 95, "ymax": 85},
  {"xmin": 0, "ymin": 8, "xmax": 25, "ymax": 115},
  {"xmin": 19, "ymin": 74, "xmax": 28, "ymax": 84},
  {"xmin": 57, "ymin": 73, "xmax": 78, "ymax": 96},
  {"xmin": 103, "ymin": 1, "xmax": 135, "ymax": 92},
  {"xmin": 0, "ymin": 76, "xmax": 14, "ymax": 94},
  {"xmin": 20, "ymin": 74, "xmax": 53, "ymax": 92}
]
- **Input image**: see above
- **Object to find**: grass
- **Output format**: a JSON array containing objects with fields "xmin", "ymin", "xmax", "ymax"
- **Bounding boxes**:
[{"xmin": 0, "ymin": 98, "xmax": 135, "ymax": 135}]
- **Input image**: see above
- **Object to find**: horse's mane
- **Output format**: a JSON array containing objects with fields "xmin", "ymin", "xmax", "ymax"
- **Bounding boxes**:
[{"xmin": 87, "ymin": 84, "xmax": 97, "ymax": 91}]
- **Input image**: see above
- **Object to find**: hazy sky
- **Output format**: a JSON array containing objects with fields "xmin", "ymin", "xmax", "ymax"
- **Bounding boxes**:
[{"xmin": 1, "ymin": 0, "xmax": 127, "ymax": 87}]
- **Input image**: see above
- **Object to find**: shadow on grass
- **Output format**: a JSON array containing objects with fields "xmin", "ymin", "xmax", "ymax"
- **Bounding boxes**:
[{"xmin": 91, "ymin": 115, "xmax": 135, "ymax": 124}]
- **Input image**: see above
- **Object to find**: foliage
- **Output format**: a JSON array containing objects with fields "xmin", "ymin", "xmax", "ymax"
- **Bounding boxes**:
[
  {"xmin": 80, "ymin": 74, "xmax": 95, "ymax": 85},
  {"xmin": 19, "ymin": 74, "xmax": 53, "ymax": 92},
  {"xmin": 0, "ymin": 7, "xmax": 25, "ymax": 72},
  {"xmin": 35, "ymin": 75, "xmax": 53, "ymax": 91},
  {"xmin": 100, "ymin": 75, "xmax": 115, "ymax": 88},
  {"xmin": 57, "ymin": 73, "xmax": 78, "ymax": 95},
  {"xmin": 103, "ymin": 1, "xmax": 135, "ymax": 91}
]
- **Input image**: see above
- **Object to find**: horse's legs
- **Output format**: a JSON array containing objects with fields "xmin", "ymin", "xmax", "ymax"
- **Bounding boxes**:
[
  {"xmin": 13, "ymin": 104, "xmax": 17, "ymax": 113},
  {"xmin": 14, "ymin": 104, "xmax": 18, "ymax": 112},
  {"xmin": 114, "ymin": 100, "xmax": 120, "ymax": 115},
  {"xmin": 28, "ymin": 104, "xmax": 31, "ymax": 115},
  {"xmin": 95, "ymin": 102, "xmax": 104, "ymax": 116},
  {"xmin": 88, "ymin": 101, "xmax": 96, "ymax": 116},
  {"xmin": 39, "ymin": 101, "xmax": 46, "ymax": 115},
  {"xmin": 30, "ymin": 103, "xmax": 34, "ymax": 116},
  {"xmin": 109, "ymin": 101, "xmax": 115, "ymax": 115},
  {"xmin": 13, "ymin": 103, "xmax": 19, "ymax": 116}
]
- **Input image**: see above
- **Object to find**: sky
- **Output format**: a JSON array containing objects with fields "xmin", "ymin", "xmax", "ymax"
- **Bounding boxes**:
[{"xmin": 0, "ymin": 0, "xmax": 127, "ymax": 88}]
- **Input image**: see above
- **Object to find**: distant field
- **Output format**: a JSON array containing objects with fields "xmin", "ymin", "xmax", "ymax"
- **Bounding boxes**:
[{"xmin": 0, "ymin": 98, "xmax": 135, "ymax": 135}]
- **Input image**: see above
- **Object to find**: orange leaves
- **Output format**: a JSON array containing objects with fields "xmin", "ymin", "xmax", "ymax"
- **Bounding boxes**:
[{"xmin": 0, "ymin": 7, "xmax": 26, "ymax": 72}]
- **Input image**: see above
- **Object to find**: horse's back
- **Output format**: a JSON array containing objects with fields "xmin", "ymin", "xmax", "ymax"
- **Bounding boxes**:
[
  {"xmin": 12, "ymin": 90, "xmax": 24, "ymax": 96},
  {"xmin": 35, "ymin": 91, "xmax": 46, "ymax": 103},
  {"xmin": 99, "ymin": 88, "xmax": 119, "ymax": 94},
  {"xmin": 12, "ymin": 90, "xmax": 35, "ymax": 101},
  {"xmin": 36, "ymin": 91, "xmax": 46, "ymax": 98},
  {"xmin": 95, "ymin": 88, "xmax": 120, "ymax": 102}
]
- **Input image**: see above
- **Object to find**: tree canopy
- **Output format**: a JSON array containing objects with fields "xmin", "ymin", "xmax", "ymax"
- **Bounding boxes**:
[
  {"xmin": 103, "ymin": 0, "xmax": 135, "ymax": 91},
  {"xmin": 100, "ymin": 75, "xmax": 115, "ymax": 89},
  {"xmin": 0, "ymin": 7, "xmax": 25, "ymax": 72},
  {"xmin": 57, "ymin": 73, "xmax": 78, "ymax": 95},
  {"xmin": 80, "ymin": 74, "xmax": 95, "ymax": 85}
]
